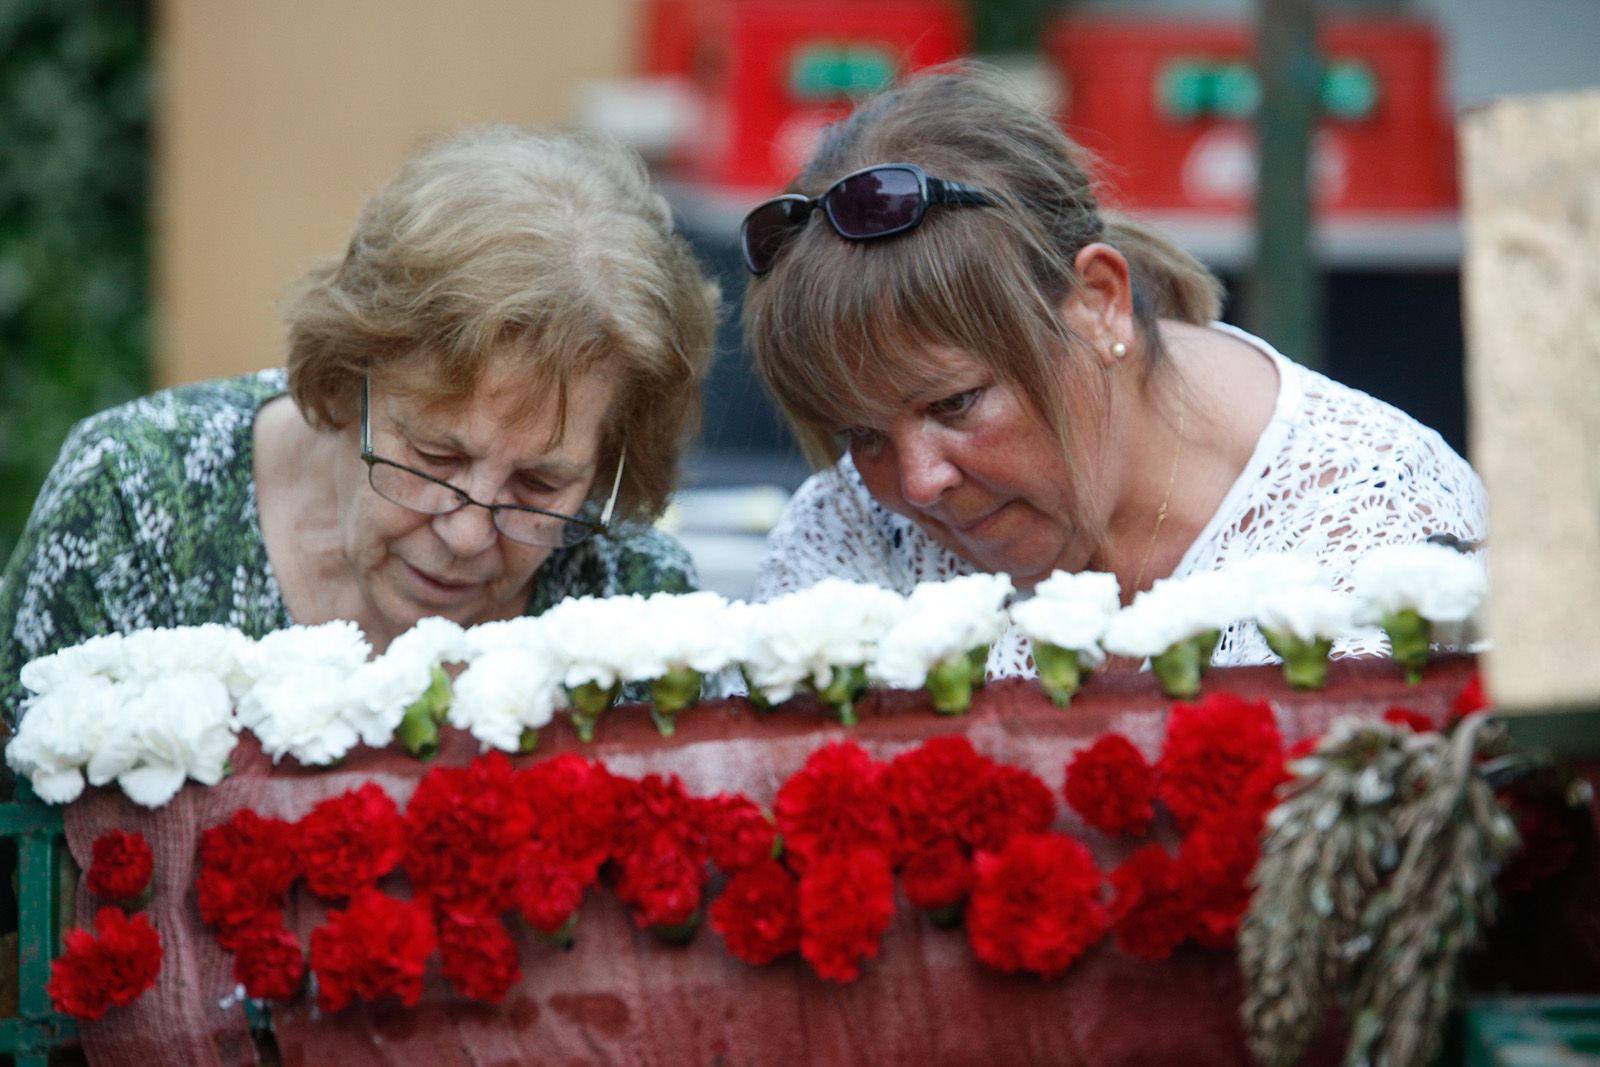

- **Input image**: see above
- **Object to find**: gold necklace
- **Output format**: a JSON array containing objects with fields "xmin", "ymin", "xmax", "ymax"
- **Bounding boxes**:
[{"xmin": 1130, "ymin": 404, "xmax": 1185, "ymax": 597}]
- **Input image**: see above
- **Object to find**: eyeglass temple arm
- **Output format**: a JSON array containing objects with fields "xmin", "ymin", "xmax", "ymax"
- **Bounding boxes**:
[
  {"xmin": 927, "ymin": 178, "xmax": 993, "ymax": 207},
  {"xmin": 598, "ymin": 448, "xmax": 626, "ymax": 528}
]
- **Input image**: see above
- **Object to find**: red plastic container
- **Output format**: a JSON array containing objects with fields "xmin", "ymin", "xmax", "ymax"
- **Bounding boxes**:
[
  {"xmin": 1046, "ymin": 16, "xmax": 1458, "ymax": 213},
  {"xmin": 683, "ymin": 0, "xmax": 968, "ymax": 191}
]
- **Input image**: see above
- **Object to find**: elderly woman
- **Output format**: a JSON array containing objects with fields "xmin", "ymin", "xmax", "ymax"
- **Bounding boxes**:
[
  {"xmin": 744, "ymin": 68, "xmax": 1483, "ymax": 673},
  {"xmin": 0, "ymin": 125, "xmax": 717, "ymax": 718}
]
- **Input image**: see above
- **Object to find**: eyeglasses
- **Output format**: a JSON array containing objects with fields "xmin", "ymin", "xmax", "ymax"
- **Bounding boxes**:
[
  {"xmin": 739, "ymin": 162, "xmax": 994, "ymax": 276},
  {"xmin": 359, "ymin": 378, "xmax": 624, "ymax": 549}
]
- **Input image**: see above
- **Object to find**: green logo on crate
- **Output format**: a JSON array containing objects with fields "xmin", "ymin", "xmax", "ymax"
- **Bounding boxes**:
[
  {"xmin": 1157, "ymin": 57, "xmax": 1379, "ymax": 121},
  {"xmin": 789, "ymin": 44, "xmax": 898, "ymax": 101}
]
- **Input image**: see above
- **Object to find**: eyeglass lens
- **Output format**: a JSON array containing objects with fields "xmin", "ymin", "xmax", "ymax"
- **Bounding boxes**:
[
  {"xmin": 741, "ymin": 198, "xmax": 812, "ymax": 275},
  {"xmin": 366, "ymin": 462, "xmax": 587, "ymax": 548}
]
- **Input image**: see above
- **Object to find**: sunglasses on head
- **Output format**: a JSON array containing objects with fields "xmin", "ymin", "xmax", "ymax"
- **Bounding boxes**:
[{"xmin": 739, "ymin": 162, "xmax": 994, "ymax": 276}]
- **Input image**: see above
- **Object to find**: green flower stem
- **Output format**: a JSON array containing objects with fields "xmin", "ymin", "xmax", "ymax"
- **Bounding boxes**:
[
  {"xmin": 1261, "ymin": 629, "xmax": 1334, "ymax": 690},
  {"xmin": 1033, "ymin": 642, "xmax": 1083, "ymax": 707},
  {"xmin": 1382, "ymin": 609, "xmax": 1432, "ymax": 684},
  {"xmin": 420, "ymin": 665, "xmax": 453, "ymax": 722},
  {"xmin": 648, "ymin": 666, "xmax": 702, "ymax": 737},
  {"xmin": 533, "ymin": 913, "xmax": 579, "ymax": 950},
  {"xmin": 1151, "ymin": 631, "xmax": 1220, "ymax": 699},
  {"xmin": 966, "ymin": 644, "xmax": 990, "ymax": 686},
  {"xmin": 652, "ymin": 910, "xmax": 702, "ymax": 945},
  {"xmin": 518, "ymin": 727, "xmax": 540, "ymax": 754},
  {"xmin": 396, "ymin": 698, "xmax": 440, "ymax": 759},
  {"xmin": 567, "ymin": 680, "xmax": 620, "ymax": 743},
  {"xmin": 740, "ymin": 667, "xmax": 773, "ymax": 711},
  {"xmin": 812, "ymin": 664, "xmax": 867, "ymax": 726},
  {"xmin": 926, "ymin": 652, "xmax": 976, "ymax": 716}
]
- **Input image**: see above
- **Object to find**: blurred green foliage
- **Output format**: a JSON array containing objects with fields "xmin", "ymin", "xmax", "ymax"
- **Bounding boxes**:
[{"xmin": 0, "ymin": 0, "xmax": 150, "ymax": 569}]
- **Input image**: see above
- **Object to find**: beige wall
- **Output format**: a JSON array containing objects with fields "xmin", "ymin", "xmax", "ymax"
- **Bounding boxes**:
[{"xmin": 156, "ymin": 0, "xmax": 639, "ymax": 387}]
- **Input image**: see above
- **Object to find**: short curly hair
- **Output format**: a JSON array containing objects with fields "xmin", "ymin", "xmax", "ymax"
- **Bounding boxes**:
[{"xmin": 284, "ymin": 124, "xmax": 719, "ymax": 520}]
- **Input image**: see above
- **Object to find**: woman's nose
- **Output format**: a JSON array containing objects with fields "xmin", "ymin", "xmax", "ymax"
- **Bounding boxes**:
[
  {"xmin": 897, "ymin": 431, "xmax": 960, "ymax": 508},
  {"xmin": 431, "ymin": 502, "xmax": 500, "ymax": 556}
]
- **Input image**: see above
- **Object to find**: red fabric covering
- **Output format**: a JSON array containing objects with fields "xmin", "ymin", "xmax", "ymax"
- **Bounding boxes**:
[{"xmin": 62, "ymin": 658, "xmax": 1474, "ymax": 1067}]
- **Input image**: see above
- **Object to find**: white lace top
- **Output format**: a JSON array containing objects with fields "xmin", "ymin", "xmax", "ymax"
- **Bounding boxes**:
[{"xmin": 753, "ymin": 325, "xmax": 1486, "ymax": 673}]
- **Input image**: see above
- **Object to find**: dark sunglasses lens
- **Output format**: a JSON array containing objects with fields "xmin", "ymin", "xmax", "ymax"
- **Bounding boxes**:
[
  {"xmin": 826, "ymin": 166, "xmax": 924, "ymax": 238},
  {"xmin": 741, "ymin": 198, "xmax": 812, "ymax": 274}
]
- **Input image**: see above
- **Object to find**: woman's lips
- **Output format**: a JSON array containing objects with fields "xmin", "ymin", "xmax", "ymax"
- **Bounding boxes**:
[{"xmin": 403, "ymin": 561, "xmax": 477, "ymax": 603}]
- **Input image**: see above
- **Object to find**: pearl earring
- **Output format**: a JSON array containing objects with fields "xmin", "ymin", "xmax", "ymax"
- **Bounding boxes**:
[{"xmin": 1110, "ymin": 341, "xmax": 1128, "ymax": 358}]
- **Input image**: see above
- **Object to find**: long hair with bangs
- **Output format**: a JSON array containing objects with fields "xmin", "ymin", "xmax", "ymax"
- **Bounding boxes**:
[{"xmin": 743, "ymin": 67, "xmax": 1221, "ymax": 533}]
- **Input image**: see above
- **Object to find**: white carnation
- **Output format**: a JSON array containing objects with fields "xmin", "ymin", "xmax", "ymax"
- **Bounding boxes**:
[
  {"xmin": 540, "ymin": 594, "xmax": 659, "ymax": 689},
  {"xmin": 449, "ymin": 647, "xmax": 564, "ymax": 752},
  {"xmin": 239, "ymin": 668, "xmax": 361, "ymax": 766},
  {"xmin": 869, "ymin": 574, "xmax": 1012, "ymax": 690},
  {"xmin": 85, "ymin": 671, "xmax": 238, "ymax": 808},
  {"xmin": 738, "ymin": 580, "xmax": 908, "ymax": 702},
  {"xmin": 1102, "ymin": 571, "xmax": 1247, "ymax": 659},
  {"xmin": 1255, "ymin": 586, "xmax": 1361, "ymax": 644},
  {"xmin": 6, "ymin": 675, "xmax": 126, "ymax": 803},
  {"xmin": 636, "ymin": 591, "xmax": 737, "ymax": 676},
  {"xmin": 119, "ymin": 625, "xmax": 255, "ymax": 697},
  {"xmin": 1350, "ymin": 542, "xmax": 1488, "ymax": 624},
  {"xmin": 346, "ymin": 617, "xmax": 470, "ymax": 746},
  {"xmin": 18, "ymin": 633, "xmax": 129, "ymax": 695},
  {"xmin": 1010, "ymin": 570, "xmax": 1120, "ymax": 665}
]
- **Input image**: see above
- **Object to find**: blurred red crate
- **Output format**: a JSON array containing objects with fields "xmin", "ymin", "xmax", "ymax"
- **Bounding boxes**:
[
  {"xmin": 1046, "ymin": 16, "xmax": 1458, "ymax": 213},
  {"xmin": 679, "ymin": 0, "xmax": 968, "ymax": 190}
]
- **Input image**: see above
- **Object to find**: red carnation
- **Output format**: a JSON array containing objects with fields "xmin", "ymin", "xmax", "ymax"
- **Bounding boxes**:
[
  {"xmin": 1382, "ymin": 706, "xmax": 1438, "ymax": 734},
  {"xmin": 197, "ymin": 809, "xmax": 300, "ymax": 950},
  {"xmin": 709, "ymin": 858, "xmax": 801, "ymax": 965},
  {"xmin": 775, "ymin": 742, "xmax": 895, "ymax": 874},
  {"xmin": 959, "ymin": 764, "xmax": 1057, "ymax": 854},
  {"xmin": 309, "ymin": 888, "xmax": 436, "ymax": 1013},
  {"xmin": 1177, "ymin": 810, "xmax": 1263, "ymax": 949},
  {"xmin": 701, "ymin": 793, "xmax": 778, "ymax": 873},
  {"xmin": 86, "ymin": 829, "xmax": 155, "ymax": 903},
  {"xmin": 1108, "ymin": 845, "xmax": 1193, "ymax": 960},
  {"xmin": 1285, "ymin": 735, "xmax": 1322, "ymax": 761},
  {"xmin": 510, "ymin": 842, "xmax": 591, "ymax": 936},
  {"xmin": 231, "ymin": 920, "xmax": 306, "ymax": 1001},
  {"xmin": 1158, "ymin": 692, "xmax": 1284, "ymax": 831},
  {"xmin": 615, "ymin": 831, "xmax": 706, "ymax": 930},
  {"xmin": 882, "ymin": 736, "xmax": 994, "ymax": 859},
  {"xmin": 439, "ymin": 909, "xmax": 521, "ymax": 1003},
  {"xmin": 798, "ymin": 848, "xmax": 895, "ymax": 982},
  {"xmin": 521, "ymin": 754, "xmax": 624, "ymax": 870},
  {"xmin": 966, "ymin": 832, "xmax": 1105, "ymax": 979},
  {"xmin": 1064, "ymin": 735, "xmax": 1156, "ymax": 837},
  {"xmin": 297, "ymin": 783, "xmax": 406, "ymax": 900},
  {"xmin": 47, "ymin": 907, "xmax": 163, "ymax": 1020},
  {"xmin": 1452, "ymin": 672, "xmax": 1490, "ymax": 721},
  {"xmin": 901, "ymin": 838, "xmax": 974, "ymax": 911},
  {"xmin": 404, "ymin": 753, "xmax": 534, "ymax": 914},
  {"xmin": 614, "ymin": 774, "xmax": 709, "ymax": 863}
]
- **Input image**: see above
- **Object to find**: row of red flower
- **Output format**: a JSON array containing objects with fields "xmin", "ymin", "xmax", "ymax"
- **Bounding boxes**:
[{"xmin": 52, "ymin": 682, "xmax": 1511, "ymax": 1021}]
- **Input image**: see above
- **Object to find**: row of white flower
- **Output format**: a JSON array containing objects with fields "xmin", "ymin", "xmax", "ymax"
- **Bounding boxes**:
[{"xmin": 6, "ymin": 542, "xmax": 1486, "ymax": 809}]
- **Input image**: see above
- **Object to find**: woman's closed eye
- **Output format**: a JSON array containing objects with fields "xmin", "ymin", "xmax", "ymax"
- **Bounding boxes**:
[{"xmin": 927, "ymin": 388, "xmax": 983, "ymax": 420}]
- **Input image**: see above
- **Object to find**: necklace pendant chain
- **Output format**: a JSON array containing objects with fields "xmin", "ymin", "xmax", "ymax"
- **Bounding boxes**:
[{"xmin": 1130, "ymin": 405, "xmax": 1185, "ymax": 597}]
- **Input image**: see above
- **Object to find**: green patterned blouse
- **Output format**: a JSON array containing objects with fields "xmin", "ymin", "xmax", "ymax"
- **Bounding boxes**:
[{"xmin": 0, "ymin": 370, "xmax": 698, "ymax": 721}]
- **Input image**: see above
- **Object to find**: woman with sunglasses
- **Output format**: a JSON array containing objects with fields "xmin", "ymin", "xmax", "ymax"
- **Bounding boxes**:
[
  {"xmin": 744, "ymin": 67, "xmax": 1483, "ymax": 672},
  {"xmin": 0, "ymin": 125, "xmax": 718, "ymax": 719}
]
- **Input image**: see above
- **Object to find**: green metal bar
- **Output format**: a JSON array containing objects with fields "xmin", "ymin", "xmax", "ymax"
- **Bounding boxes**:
[
  {"xmin": 1249, "ymin": 0, "xmax": 1324, "ymax": 369},
  {"xmin": 0, "ymin": 777, "xmax": 77, "ymax": 1062}
]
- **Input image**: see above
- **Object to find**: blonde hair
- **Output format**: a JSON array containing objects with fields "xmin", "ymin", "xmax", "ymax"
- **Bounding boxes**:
[
  {"xmin": 744, "ymin": 67, "xmax": 1221, "ymax": 530},
  {"xmin": 285, "ymin": 124, "xmax": 719, "ymax": 519}
]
